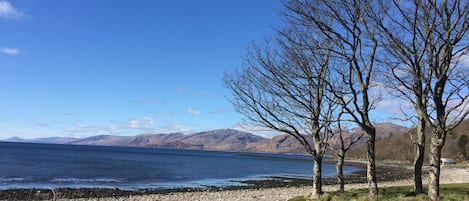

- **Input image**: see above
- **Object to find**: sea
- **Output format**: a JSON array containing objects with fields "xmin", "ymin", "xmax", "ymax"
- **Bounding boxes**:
[{"xmin": 0, "ymin": 142, "xmax": 359, "ymax": 190}]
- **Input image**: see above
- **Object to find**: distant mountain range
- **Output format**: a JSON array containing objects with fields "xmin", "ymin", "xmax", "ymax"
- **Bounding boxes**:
[
  {"xmin": 4, "ymin": 136, "xmax": 80, "ymax": 144},
  {"xmin": 2, "ymin": 123, "xmax": 411, "ymax": 155}
]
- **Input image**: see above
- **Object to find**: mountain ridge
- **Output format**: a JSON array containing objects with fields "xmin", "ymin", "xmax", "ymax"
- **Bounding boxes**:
[{"xmin": 2, "ymin": 123, "xmax": 411, "ymax": 155}]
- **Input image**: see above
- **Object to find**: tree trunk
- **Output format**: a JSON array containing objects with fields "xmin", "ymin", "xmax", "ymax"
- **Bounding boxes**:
[
  {"xmin": 414, "ymin": 143, "xmax": 425, "ymax": 194},
  {"xmin": 311, "ymin": 155, "xmax": 323, "ymax": 199},
  {"xmin": 336, "ymin": 156, "xmax": 345, "ymax": 192},
  {"xmin": 428, "ymin": 136, "xmax": 444, "ymax": 201},
  {"xmin": 366, "ymin": 133, "xmax": 378, "ymax": 196},
  {"xmin": 413, "ymin": 118, "xmax": 425, "ymax": 194}
]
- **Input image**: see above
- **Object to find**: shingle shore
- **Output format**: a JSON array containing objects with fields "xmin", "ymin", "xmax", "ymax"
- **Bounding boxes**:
[{"xmin": 59, "ymin": 166, "xmax": 468, "ymax": 201}]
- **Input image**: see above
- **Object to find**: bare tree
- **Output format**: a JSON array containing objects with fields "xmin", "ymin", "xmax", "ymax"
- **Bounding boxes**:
[
  {"xmin": 283, "ymin": 0, "xmax": 381, "ymax": 196},
  {"xmin": 372, "ymin": 0, "xmax": 469, "ymax": 200},
  {"xmin": 330, "ymin": 112, "xmax": 364, "ymax": 192},
  {"xmin": 370, "ymin": 0, "xmax": 431, "ymax": 194},
  {"xmin": 224, "ymin": 24, "xmax": 340, "ymax": 198}
]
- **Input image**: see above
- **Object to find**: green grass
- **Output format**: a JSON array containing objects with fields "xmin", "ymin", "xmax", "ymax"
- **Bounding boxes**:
[{"xmin": 288, "ymin": 183, "xmax": 469, "ymax": 201}]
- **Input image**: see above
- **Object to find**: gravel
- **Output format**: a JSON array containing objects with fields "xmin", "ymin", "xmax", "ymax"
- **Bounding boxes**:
[{"xmin": 56, "ymin": 166, "xmax": 469, "ymax": 201}]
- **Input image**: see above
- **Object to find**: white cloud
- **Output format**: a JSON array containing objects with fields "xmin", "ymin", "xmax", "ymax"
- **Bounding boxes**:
[
  {"xmin": 63, "ymin": 116, "xmax": 195, "ymax": 137},
  {"xmin": 231, "ymin": 123, "xmax": 281, "ymax": 138},
  {"xmin": 152, "ymin": 122, "xmax": 196, "ymax": 134},
  {"xmin": 0, "ymin": 1, "xmax": 25, "ymax": 19},
  {"xmin": 64, "ymin": 123, "xmax": 111, "ymax": 135},
  {"xmin": 125, "ymin": 116, "xmax": 155, "ymax": 129},
  {"xmin": 0, "ymin": 47, "xmax": 20, "ymax": 55},
  {"xmin": 64, "ymin": 117, "xmax": 157, "ymax": 136},
  {"xmin": 376, "ymin": 98, "xmax": 411, "ymax": 114},
  {"xmin": 460, "ymin": 54, "xmax": 469, "ymax": 69},
  {"xmin": 187, "ymin": 108, "xmax": 201, "ymax": 115},
  {"xmin": 446, "ymin": 96, "xmax": 469, "ymax": 124}
]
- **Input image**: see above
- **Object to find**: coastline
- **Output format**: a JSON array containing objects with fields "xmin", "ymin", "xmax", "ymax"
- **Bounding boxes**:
[{"xmin": 0, "ymin": 160, "xmax": 418, "ymax": 200}]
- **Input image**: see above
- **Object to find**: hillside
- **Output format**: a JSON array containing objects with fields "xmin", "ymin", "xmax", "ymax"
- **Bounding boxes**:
[
  {"xmin": 348, "ymin": 120, "xmax": 469, "ymax": 162},
  {"xmin": 442, "ymin": 119, "xmax": 469, "ymax": 161},
  {"xmin": 69, "ymin": 129, "xmax": 286, "ymax": 153},
  {"xmin": 68, "ymin": 123, "xmax": 411, "ymax": 155},
  {"xmin": 3, "ymin": 136, "xmax": 79, "ymax": 144},
  {"xmin": 4, "ymin": 121, "xmax": 466, "ymax": 161},
  {"xmin": 2, "ymin": 123, "xmax": 415, "ymax": 156},
  {"xmin": 246, "ymin": 134, "xmax": 311, "ymax": 154}
]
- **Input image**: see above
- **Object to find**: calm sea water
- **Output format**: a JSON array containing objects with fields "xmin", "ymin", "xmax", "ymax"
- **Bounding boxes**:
[{"xmin": 0, "ymin": 142, "xmax": 359, "ymax": 190}]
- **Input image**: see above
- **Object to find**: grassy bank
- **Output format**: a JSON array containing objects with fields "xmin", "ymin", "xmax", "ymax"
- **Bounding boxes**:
[{"xmin": 289, "ymin": 183, "xmax": 469, "ymax": 201}]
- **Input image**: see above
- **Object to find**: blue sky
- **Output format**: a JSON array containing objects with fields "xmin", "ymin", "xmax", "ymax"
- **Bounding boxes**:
[
  {"xmin": 0, "ymin": 0, "xmax": 287, "ymax": 139},
  {"xmin": 0, "ymin": 0, "xmax": 417, "ymax": 140}
]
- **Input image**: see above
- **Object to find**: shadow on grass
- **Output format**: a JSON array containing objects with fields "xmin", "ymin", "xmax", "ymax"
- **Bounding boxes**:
[{"xmin": 289, "ymin": 183, "xmax": 469, "ymax": 201}]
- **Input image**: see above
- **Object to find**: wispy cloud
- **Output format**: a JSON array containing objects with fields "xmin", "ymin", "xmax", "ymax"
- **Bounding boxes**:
[
  {"xmin": 36, "ymin": 122, "xmax": 52, "ymax": 127},
  {"xmin": 210, "ymin": 107, "xmax": 231, "ymax": 115},
  {"xmin": 0, "ymin": 47, "xmax": 20, "ymax": 55},
  {"xmin": 187, "ymin": 108, "xmax": 201, "ymax": 115},
  {"xmin": 64, "ymin": 117, "xmax": 156, "ymax": 136},
  {"xmin": 0, "ymin": 1, "xmax": 25, "ymax": 19},
  {"xmin": 64, "ymin": 116, "xmax": 197, "ymax": 137},
  {"xmin": 376, "ymin": 98, "xmax": 410, "ymax": 113},
  {"xmin": 130, "ymin": 98, "xmax": 164, "ymax": 105},
  {"xmin": 148, "ymin": 110, "xmax": 159, "ymax": 115},
  {"xmin": 63, "ymin": 112, "xmax": 74, "ymax": 116},
  {"xmin": 64, "ymin": 123, "xmax": 111, "ymax": 135},
  {"xmin": 232, "ymin": 123, "xmax": 281, "ymax": 138},
  {"xmin": 122, "ymin": 116, "xmax": 155, "ymax": 130},
  {"xmin": 176, "ymin": 88, "xmax": 217, "ymax": 97},
  {"xmin": 460, "ymin": 54, "xmax": 469, "ymax": 69},
  {"xmin": 153, "ymin": 122, "xmax": 196, "ymax": 134}
]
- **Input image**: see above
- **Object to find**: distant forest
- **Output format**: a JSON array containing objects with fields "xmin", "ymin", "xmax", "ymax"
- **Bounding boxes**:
[{"xmin": 348, "ymin": 120, "xmax": 469, "ymax": 163}]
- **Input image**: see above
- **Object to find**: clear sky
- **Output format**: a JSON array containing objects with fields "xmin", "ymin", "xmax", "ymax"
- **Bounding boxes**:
[
  {"xmin": 0, "ymin": 0, "xmax": 287, "ymax": 139},
  {"xmin": 0, "ymin": 0, "xmax": 415, "ymax": 140}
]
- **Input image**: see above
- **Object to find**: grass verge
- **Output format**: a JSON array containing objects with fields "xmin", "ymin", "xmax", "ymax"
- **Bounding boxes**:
[{"xmin": 288, "ymin": 183, "xmax": 469, "ymax": 201}]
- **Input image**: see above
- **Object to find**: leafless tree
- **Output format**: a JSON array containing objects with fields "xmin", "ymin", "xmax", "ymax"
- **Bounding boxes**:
[
  {"xmin": 370, "ymin": 0, "xmax": 431, "ymax": 194},
  {"xmin": 224, "ymin": 22, "xmax": 340, "ymax": 198},
  {"xmin": 283, "ymin": 0, "xmax": 382, "ymax": 196},
  {"xmin": 371, "ymin": 0, "xmax": 469, "ymax": 200},
  {"xmin": 330, "ymin": 112, "xmax": 364, "ymax": 192}
]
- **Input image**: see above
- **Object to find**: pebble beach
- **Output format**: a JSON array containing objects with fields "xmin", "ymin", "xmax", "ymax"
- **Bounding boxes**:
[
  {"xmin": 74, "ymin": 166, "xmax": 467, "ymax": 201},
  {"xmin": 2, "ymin": 162, "xmax": 468, "ymax": 201}
]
